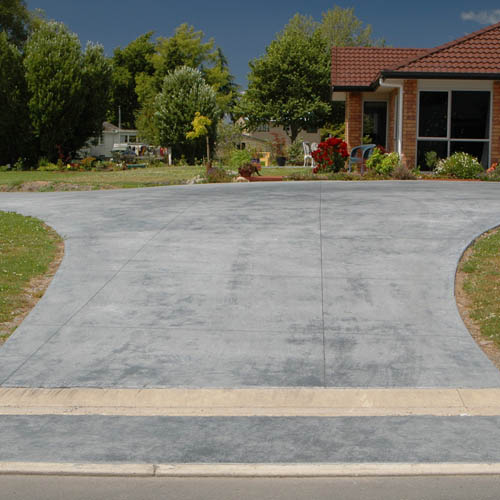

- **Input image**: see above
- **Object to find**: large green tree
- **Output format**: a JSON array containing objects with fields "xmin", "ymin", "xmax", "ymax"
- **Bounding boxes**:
[
  {"xmin": 155, "ymin": 66, "xmax": 219, "ymax": 162},
  {"xmin": 0, "ymin": 0, "xmax": 30, "ymax": 47},
  {"xmin": 136, "ymin": 24, "xmax": 237, "ymax": 143},
  {"xmin": 0, "ymin": 31, "xmax": 32, "ymax": 165},
  {"xmin": 24, "ymin": 22, "xmax": 111, "ymax": 161},
  {"xmin": 108, "ymin": 32, "xmax": 155, "ymax": 128},
  {"xmin": 319, "ymin": 6, "xmax": 384, "ymax": 49},
  {"xmin": 239, "ymin": 14, "xmax": 331, "ymax": 142}
]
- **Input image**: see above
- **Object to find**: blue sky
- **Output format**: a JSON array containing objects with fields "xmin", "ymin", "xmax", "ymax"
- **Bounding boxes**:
[{"xmin": 26, "ymin": 0, "xmax": 500, "ymax": 87}]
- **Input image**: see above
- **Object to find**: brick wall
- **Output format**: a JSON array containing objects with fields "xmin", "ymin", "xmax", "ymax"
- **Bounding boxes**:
[
  {"xmin": 345, "ymin": 92, "xmax": 363, "ymax": 152},
  {"xmin": 401, "ymin": 80, "xmax": 418, "ymax": 168},
  {"xmin": 491, "ymin": 82, "xmax": 500, "ymax": 165}
]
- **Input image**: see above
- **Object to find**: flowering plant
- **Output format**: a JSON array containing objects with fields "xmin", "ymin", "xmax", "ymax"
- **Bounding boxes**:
[
  {"xmin": 487, "ymin": 162, "xmax": 498, "ymax": 173},
  {"xmin": 312, "ymin": 137, "xmax": 349, "ymax": 173}
]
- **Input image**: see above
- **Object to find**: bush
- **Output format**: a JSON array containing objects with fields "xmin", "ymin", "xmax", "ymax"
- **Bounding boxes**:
[
  {"xmin": 311, "ymin": 137, "xmax": 348, "ymax": 173},
  {"xmin": 37, "ymin": 163, "xmax": 59, "ymax": 171},
  {"xmin": 205, "ymin": 166, "xmax": 233, "ymax": 183},
  {"xmin": 287, "ymin": 140, "xmax": 304, "ymax": 165},
  {"xmin": 392, "ymin": 164, "xmax": 416, "ymax": 180},
  {"xmin": 229, "ymin": 149, "xmax": 252, "ymax": 168},
  {"xmin": 366, "ymin": 149, "xmax": 400, "ymax": 176},
  {"xmin": 435, "ymin": 152, "xmax": 483, "ymax": 179}
]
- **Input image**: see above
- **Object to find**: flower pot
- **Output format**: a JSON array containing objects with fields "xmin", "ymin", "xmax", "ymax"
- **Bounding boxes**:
[{"xmin": 277, "ymin": 156, "xmax": 286, "ymax": 167}]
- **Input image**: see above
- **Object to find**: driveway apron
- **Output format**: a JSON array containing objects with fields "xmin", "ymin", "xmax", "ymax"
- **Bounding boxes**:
[{"xmin": 1, "ymin": 181, "xmax": 500, "ymax": 389}]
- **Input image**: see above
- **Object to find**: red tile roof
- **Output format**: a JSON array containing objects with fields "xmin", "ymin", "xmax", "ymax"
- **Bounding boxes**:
[
  {"xmin": 332, "ymin": 47, "xmax": 428, "ymax": 88},
  {"xmin": 391, "ymin": 22, "xmax": 500, "ymax": 74},
  {"xmin": 332, "ymin": 22, "xmax": 500, "ymax": 89}
]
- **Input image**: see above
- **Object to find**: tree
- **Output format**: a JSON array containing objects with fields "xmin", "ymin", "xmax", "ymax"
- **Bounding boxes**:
[
  {"xmin": 0, "ymin": 31, "xmax": 32, "ymax": 165},
  {"xmin": 239, "ymin": 14, "xmax": 331, "ymax": 142},
  {"xmin": 318, "ymin": 6, "xmax": 385, "ymax": 49},
  {"xmin": 136, "ymin": 24, "xmax": 237, "ymax": 144},
  {"xmin": 24, "ymin": 21, "xmax": 111, "ymax": 161},
  {"xmin": 186, "ymin": 112, "xmax": 212, "ymax": 162},
  {"xmin": 0, "ymin": 0, "xmax": 30, "ymax": 48},
  {"xmin": 155, "ymin": 66, "xmax": 219, "ymax": 162},
  {"xmin": 108, "ymin": 32, "xmax": 155, "ymax": 128}
]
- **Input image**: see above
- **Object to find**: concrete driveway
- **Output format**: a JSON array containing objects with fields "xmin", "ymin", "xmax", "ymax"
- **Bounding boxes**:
[{"xmin": 1, "ymin": 181, "xmax": 500, "ymax": 389}]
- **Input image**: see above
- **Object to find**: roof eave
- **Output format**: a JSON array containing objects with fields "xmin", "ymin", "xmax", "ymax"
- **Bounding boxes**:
[
  {"xmin": 380, "ymin": 71, "xmax": 500, "ymax": 80},
  {"xmin": 332, "ymin": 82, "xmax": 379, "ymax": 92}
]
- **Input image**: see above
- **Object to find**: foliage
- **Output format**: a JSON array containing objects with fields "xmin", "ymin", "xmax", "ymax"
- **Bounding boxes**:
[
  {"xmin": 0, "ymin": 0, "xmax": 31, "ymax": 47},
  {"xmin": 205, "ymin": 166, "xmax": 233, "ymax": 183},
  {"xmin": 366, "ymin": 149, "xmax": 400, "ymax": 176},
  {"xmin": 425, "ymin": 150, "xmax": 439, "ymax": 170},
  {"xmin": 229, "ymin": 149, "xmax": 252, "ymax": 168},
  {"xmin": 0, "ymin": 31, "xmax": 33, "ymax": 166},
  {"xmin": 136, "ymin": 25, "xmax": 237, "ymax": 144},
  {"xmin": 318, "ymin": 6, "xmax": 385, "ymax": 49},
  {"xmin": 155, "ymin": 66, "xmax": 219, "ymax": 163},
  {"xmin": 434, "ymin": 152, "xmax": 483, "ymax": 179},
  {"xmin": 215, "ymin": 121, "xmax": 243, "ymax": 164},
  {"xmin": 186, "ymin": 112, "xmax": 212, "ymax": 140},
  {"xmin": 108, "ymin": 32, "xmax": 155, "ymax": 128},
  {"xmin": 238, "ymin": 14, "xmax": 331, "ymax": 143},
  {"xmin": 392, "ymin": 164, "xmax": 416, "ymax": 180},
  {"xmin": 287, "ymin": 140, "xmax": 305, "ymax": 165},
  {"xmin": 24, "ymin": 22, "xmax": 111, "ymax": 162},
  {"xmin": 270, "ymin": 132, "xmax": 287, "ymax": 157},
  {"xmin": 238, "ymin": 163, "xmax": 261, "ymax": 178},
  {"xmin": 312, "ymin": 137, "xmax": 348, "ymax": 173}
]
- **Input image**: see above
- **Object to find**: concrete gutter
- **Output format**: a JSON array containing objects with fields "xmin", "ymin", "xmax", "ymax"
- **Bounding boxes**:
[{"xmin": 2, "ymin": 388, "xmax": 500, "ymax": 417}]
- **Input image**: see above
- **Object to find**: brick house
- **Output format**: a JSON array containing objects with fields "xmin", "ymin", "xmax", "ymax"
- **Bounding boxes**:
[{"xmin": 332, "ymin": 22, "xmax": 500, "ymax": 169}]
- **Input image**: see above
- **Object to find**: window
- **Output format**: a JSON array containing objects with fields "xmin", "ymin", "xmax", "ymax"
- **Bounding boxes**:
[
  {"xmin": 256, "ymin": 124, "xmax": 270, "ymax": 132},
  {"xmin": 417, "ymin": 90, "xmax": 490, "ymax": 169}
]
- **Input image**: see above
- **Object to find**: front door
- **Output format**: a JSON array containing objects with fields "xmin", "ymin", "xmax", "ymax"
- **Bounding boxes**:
[{"xmin": 363, "ymin": 101, "xmax": 387, "ymax": 149}]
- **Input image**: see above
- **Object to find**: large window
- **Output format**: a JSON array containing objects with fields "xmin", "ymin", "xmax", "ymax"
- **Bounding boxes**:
[{"xmin": 417, "ymin": 90, "xmax": 490, "ymax": 169}]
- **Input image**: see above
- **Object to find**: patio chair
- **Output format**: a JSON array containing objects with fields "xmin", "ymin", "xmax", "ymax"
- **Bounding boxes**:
[
  {"xmin": 348, "ymin": 144, "xmax": 376, "ymax": 175},
  {"xmin": 303, "ymin": 142, "xmax": 314, "ymax": 167}
]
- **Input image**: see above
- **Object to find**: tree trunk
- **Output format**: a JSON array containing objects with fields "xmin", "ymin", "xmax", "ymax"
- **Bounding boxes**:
[{"xmin": 206, "ymin": 136, "xmax": 210, "ymax": 163}]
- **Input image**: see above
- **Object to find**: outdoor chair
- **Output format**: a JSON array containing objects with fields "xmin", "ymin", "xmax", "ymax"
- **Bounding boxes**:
[
  {"xmin": 303, "ymin": 142, "xmax": 314, "ymax": 167},
  {"xmin": 348, "ymin": 144, "xmax": 376, "ymax": 175}
]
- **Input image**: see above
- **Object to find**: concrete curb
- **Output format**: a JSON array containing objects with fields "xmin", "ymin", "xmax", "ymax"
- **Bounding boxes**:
[{"xmin": 2, "ymin": 462, "xmax": 500, "ymax": 478}]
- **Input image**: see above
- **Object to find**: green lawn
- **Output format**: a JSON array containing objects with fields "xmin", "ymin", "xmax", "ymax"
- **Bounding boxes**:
[
  {"xmin": 460, "ymin": 228, "xmax": 500, "ymax": 348},
  {"xmin": 0, "ymin": 212, "xmax": 62, "ymax": 344},
  {"xmin": 0, "ymin": 166, "xmax": 313, "ymax": 191}
]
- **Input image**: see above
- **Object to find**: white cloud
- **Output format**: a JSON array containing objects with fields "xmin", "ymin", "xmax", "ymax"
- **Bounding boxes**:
[{"xmin": 461, "ymin": 9, "xmax": 500, "ymax": 25}]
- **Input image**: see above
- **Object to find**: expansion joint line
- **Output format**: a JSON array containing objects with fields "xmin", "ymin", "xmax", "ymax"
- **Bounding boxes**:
[
  {"xmin": 0, "ymin": 200, "xmax": 202, "ymax": 386},
  {"xmin": 319, "ymin": 181, "xmax": 326, "ymax": 387}
]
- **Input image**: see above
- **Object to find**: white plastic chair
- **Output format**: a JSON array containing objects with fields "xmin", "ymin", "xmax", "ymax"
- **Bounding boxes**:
[{"xmin": 303, "ymin": 142, "xmax": 314, "ymax": 167}]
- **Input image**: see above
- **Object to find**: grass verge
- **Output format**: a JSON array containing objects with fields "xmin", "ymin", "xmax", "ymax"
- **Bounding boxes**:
[
  {"xmin": 0, "ymin": 166, "xmax": 314, "ymax": 191},
  {"xmin": 456, "ymin": 227, "xmax": 500, "ymax": 370},
  {"xmin": 0, "ymin": 212, "xmax": 63, "ymax": 345}
]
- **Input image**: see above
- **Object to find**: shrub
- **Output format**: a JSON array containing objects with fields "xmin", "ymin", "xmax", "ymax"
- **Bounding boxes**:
[
  {"xmin": 229, "ymin": 149, "xmax": 252, "ymax": 168},
  {"xmin": 366, "ymin": 149, "xmax": 400, "ymax": 176},
  {"xmin": 392, "ymin": 164, "xmax": 416, "ymax": 180},
  {"xmin": 37, "ymin": 163, "xmax": 59, "ymax": 171},
  {"xmin": 435, "ymin": 152, "xmax": 483, "ymax": 179},
  {"xmin": 425, "ymin": 150, "xmax": 438, "ymax": 170},
  {"xmin": 287, "ymin": 140, "xmax": 304, "ymax": 165},
  {"xmin": 206, "ymin": 166, "xmax": 233, "ymax": 183},
  {"xmin": 80, "ymin": 157, "xmax": 96, "ymax": 171},
  {"xmin": 311, "ymin": 137, "xmax": 348, "ymax": 173}
]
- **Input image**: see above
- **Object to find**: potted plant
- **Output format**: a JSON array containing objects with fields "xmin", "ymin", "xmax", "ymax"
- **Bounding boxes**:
[{"xmin": 270, "ymin": 132, "xmax": 287, "ymax": 166}]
